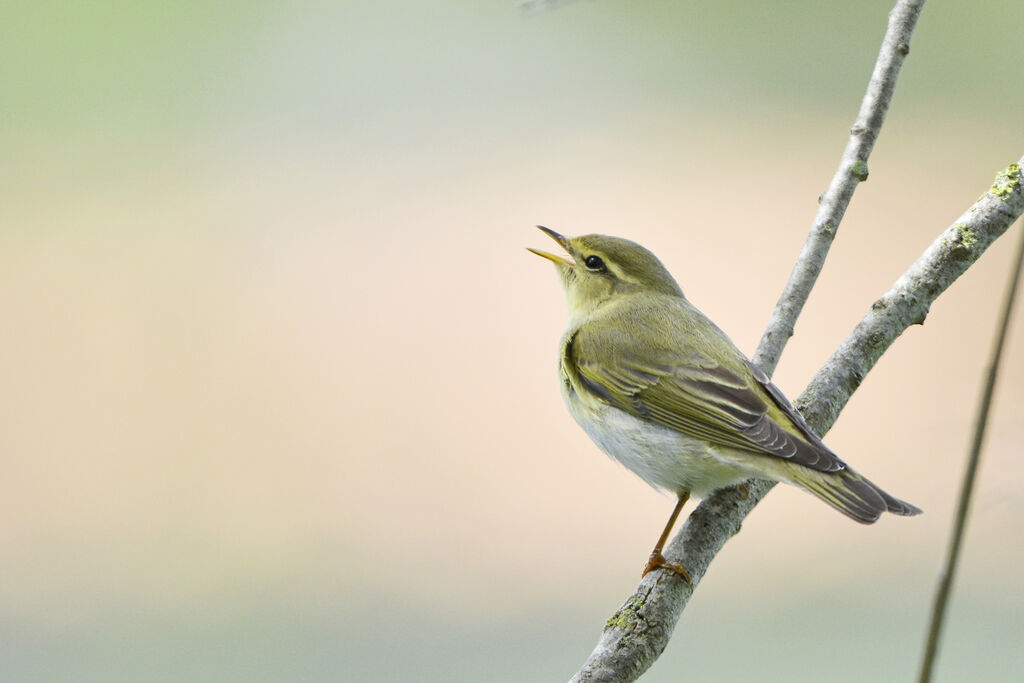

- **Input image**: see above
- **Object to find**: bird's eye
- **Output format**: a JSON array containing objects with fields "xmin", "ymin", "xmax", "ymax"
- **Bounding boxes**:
[{"xmin": 584, "ymin": 255, "xmax": 606, "ymax": 271}]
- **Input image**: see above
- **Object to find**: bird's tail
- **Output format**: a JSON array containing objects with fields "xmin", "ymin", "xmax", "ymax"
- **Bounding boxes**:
[{"xmin": 786, "ymin": 465, "xmax": 922, "ymax": 524}]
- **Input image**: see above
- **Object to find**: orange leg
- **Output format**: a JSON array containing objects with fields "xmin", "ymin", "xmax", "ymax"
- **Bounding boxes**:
[{"xmin": 641, "ymin": 493, "xmax": 691, "ymax": 583}]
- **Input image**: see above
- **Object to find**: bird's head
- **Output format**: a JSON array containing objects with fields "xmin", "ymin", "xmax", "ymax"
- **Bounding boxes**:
[{"xmin": 529, "ymin": 226, "xmax": 684, "ymax": 323}]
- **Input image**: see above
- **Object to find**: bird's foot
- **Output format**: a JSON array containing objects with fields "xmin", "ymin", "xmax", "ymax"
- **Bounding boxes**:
[
  {"xmin": 641, "ymin": 551, "xmax": 691, "ymax": 584},
  {"xmin": 735, "ymin": 482, "xmax": 749, "ymax": 499}
]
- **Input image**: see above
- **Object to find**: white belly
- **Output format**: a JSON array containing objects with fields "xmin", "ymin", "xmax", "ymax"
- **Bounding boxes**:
[{"xmin": 562, "ymin": 380, "xmax": 754, "ymax": 497}]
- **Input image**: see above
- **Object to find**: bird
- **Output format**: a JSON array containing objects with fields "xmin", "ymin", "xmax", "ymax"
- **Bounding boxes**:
[{"xmin": 528, "ymin": 226, "xmax": 921, "ymax": 582}]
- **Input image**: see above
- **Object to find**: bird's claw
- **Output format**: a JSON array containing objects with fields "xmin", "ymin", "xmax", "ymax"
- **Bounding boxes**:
[{"xmin": 642, "ymin": 551, "xmax": 691, "ymax": 584}]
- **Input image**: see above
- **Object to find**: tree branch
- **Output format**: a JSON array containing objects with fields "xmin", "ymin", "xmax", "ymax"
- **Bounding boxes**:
[
  {"xmin": 755, "ymin": 0, "xmax": 927, "ymax": 374},
  {"xmin": 795, "ymin": 161, "xmax": 1024, "ymax": 429},
  {"xmin": 569, "ymin": 160, "xmax": 1024, "ymax": 682}
]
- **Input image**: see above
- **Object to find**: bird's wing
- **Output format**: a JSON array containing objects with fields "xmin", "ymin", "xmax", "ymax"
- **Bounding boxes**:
[{"xmin": 565, "ymin": 325, "xmax": 844, "ymax": 473}]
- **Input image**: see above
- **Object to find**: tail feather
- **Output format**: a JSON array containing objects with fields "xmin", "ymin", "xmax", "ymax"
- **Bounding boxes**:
[
  {"xmin": 787, "ymin": 466, "xmax": 922, "ymax": 524},
  {"xmin": 875, "ymin": 484, "xmax": 923, "ymax": 517}
]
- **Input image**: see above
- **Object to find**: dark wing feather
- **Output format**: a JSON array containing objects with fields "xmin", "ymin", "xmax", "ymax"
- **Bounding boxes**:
[{"xmin": 566, "ymin": 329, "xmax": 844, "ymax": 473}]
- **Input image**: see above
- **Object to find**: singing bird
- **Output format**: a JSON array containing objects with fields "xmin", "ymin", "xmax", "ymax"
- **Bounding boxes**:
[{"xmin": 529, "ymin": 227, "xmax": 920, "ymax": 581}]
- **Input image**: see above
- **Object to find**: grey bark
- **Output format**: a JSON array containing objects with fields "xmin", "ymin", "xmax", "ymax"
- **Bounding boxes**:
[{"xmin": 755, "ymin": 0, "xmax": 926, "ymax": 374}]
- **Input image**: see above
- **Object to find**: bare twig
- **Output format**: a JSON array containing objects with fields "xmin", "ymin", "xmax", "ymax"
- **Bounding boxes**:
[
  {"xmin": 755, "ymin": 0, "xmax": 927, "ymax": 374},
  {"xmin": 569, "ymin": 161, "xmax": 1024, "ymax": 682},
  {"xmin": 917, "ymin": 218, "xmax": 1024, "ymax": 683}
]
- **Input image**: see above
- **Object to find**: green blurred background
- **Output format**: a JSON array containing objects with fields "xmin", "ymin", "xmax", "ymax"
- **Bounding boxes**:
[{"xmin": 2, "ymin": 1, "xmax": 1022, "ymax": 681}]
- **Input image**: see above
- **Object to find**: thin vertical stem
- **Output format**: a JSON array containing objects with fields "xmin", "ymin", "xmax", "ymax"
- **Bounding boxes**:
[{"xmin": 917, "ymin": 220, "xmax": 1024, "ymax": 683}]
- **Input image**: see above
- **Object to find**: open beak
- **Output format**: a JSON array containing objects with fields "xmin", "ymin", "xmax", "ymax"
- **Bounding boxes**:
[{"xmin": 527, "ymin": 225, "xmax": 574, "ymax": 267}]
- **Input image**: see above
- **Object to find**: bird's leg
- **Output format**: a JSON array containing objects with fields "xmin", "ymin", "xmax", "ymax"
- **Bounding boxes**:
[
  {"xmin": 641, "ymin": 493, "xmax": 691, "ymax": 583},
  {"xmin": 735, "ymin": 482, "xmax": 749, "ymax": 499}
]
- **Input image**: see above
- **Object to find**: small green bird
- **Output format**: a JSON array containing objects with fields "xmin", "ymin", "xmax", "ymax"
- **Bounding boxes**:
[{"xmin": 529, "ymin": 227, "xmax": 921, "ymax": 581}]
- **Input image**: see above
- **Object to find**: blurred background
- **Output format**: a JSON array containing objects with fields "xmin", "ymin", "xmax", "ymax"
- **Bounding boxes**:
[{"xmin": 2, "ymin": 0, "xmax": 1022, "ymax": 680}]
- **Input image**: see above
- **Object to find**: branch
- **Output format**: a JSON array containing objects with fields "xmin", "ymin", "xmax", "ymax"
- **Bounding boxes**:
[
  {"xmin": 755, "ymin": 0, "xmax": 927, "ymax": 374},
  {"xmin": 917, "ymin": 218, "xmax": 1024, "ymax": 683},
  {"xmin": 569, "ymin": 160, "xmax": 1024, "ymax": 682},
  {"xmin": 795, "ymin": 161, "xmax": 1024, "ymax": 429}
]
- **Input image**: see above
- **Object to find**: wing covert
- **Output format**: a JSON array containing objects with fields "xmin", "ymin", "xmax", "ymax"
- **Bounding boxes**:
[{"xmin": 565, "ymin": 327, "xmax": 844, "ymax": 473}]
